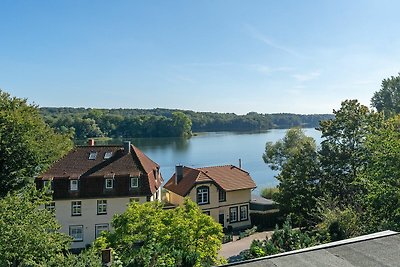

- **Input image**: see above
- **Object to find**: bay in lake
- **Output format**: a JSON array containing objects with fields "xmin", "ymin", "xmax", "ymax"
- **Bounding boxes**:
[{"xmin": 92, "ymin": 128, "xmax": 322, "ymax": 195}]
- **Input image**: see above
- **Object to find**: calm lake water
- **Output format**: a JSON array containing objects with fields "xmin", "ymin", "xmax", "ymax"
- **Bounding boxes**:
[{"xmin": 91, "ymin": 128, "xmax": 322, "ymax": 195}]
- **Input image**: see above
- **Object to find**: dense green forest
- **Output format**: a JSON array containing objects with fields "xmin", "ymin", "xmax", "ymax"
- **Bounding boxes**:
[{"xmin": 40, "ymin": 107, "xmax": 333, "ymax": 139}]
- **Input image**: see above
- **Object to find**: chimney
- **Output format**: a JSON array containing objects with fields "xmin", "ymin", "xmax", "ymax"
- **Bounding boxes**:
[
  {"xmin": 123, "ymin": 141, "xmax": 131, "ymax": 154},
  {"xmin": 88, "ymin": 138, "xmax": 95, "ymax": 146},
  {"xmin": 175, "ymin": 165, "xmax": 183, "ymax": 184}
]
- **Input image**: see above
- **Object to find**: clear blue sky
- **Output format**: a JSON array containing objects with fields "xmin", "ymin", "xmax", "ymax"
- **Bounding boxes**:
[{"xmin": 1, "ymin": 1, "xmax": 400, "ymax": 114}]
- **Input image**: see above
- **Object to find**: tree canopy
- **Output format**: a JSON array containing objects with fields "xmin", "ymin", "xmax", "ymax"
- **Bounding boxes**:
[
  {"xmin": 40, "ymin": 107, "xmax": 333, "ymax": 139},
  {"xmin": 0, "ymin": 186, "xmax": 71, "ymax": 266},
  {"xmin": 96, "ymin": 199, "xmax": 224, "ymax": 267},
  {"xmin": 0, "ymin": 90, "xmax": 73, "ymax": 197},
  {"xmin": 263, "ymin": 128, "xmax": 321, "ymax": 225},
  {"xmin": 371, "ymin": 73, "xmax": 400, "ymax": 116}
]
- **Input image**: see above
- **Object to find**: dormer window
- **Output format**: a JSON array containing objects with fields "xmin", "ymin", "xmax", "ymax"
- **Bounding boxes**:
[
  {"xmin": 104, "ymin": 152, "xmax": 113, "ymax": 159},
  {"xmin": 105, "ymin": 178, "xmax": 113, "ymax": 189},
  {"xmin": 130, "ymin": 177, "xmax": 139, "ymax": 188},
  {"xmin": 89, "ymin": 151, "xmax": 97, "ymax": 160},
  {"xmin": 197, "ymin": 186, "xmax": 209, "ymax": 205},
  {"xmin": 70, "ymin": 180, "xmax": 79, "ymax": 191}
]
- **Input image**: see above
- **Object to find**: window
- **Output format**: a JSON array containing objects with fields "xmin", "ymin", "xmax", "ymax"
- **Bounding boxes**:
[
  {"xmin": 69, "ymin": 225, "xmax": 83, "ymax": 242},
  {"xmin": 97, "ymin": 200, "xmax": 107, "ymax": 215},
  {"xmin": 95, "ymin": 224, "xmax": 109, "ymax": 238},
  {"xmin": 71, "ymin": 201, "xmax": 82, "ymax": 216},
  {"xmin": 240, "ymin": 205, "xmax": 248, "ymax": 221},
  {"xmin": 89, "ymin": 151, "xmax": 97, "ymax": 160},
  {"xmin": 203, "ymin": 211, "xmax": 210, "ymax": 216},
  {"xmin": 70, "ymin": 180, "xmax": 78, "ymax": 191},
  {"xmin": 105, "ymin": 179, "xmax": 113, "ymax": 189},
  {"xmin": 218, "ymin": 189, "xmax": 226, "ymax": 202},
  {"xmin": 229, "ymin": 207, "xmax": 238, "ymax": 223},
  {"xmin": 45, "ymin": 201, "xmax": 55, "ymax": 212},
  {"xmin": 104, "ymin": 152, "xmax": 113, "ymax": 159},
  {"xmin": 130, "ymin": 177, "xmax": 139, "ymax": 188},
  {"xmin": 197, "ymin": 186, "xmax": 209, "ymax": 205}
]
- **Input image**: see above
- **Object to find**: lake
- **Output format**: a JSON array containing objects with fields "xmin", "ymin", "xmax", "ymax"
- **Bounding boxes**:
[{"xmin": 91, "ymin": 128, "xmax": 322, "ymax": 195}]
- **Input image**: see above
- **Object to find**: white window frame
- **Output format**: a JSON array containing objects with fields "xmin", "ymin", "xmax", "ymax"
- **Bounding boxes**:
[
  {"xmin": 97, "ymin": 200, "xmax": 107, "ymax": 215},
  {"xmin": 240, "ymin": 205, "xmax": 248, "ymax": 221},
  {"xmin": 69, "ymin": 225, "xmax": 83, "ymax": 242},
  {"xmin": 70, "ymin": 180, "xmax": 78, "ymax": 191},
  {"xmin": 105, "ymin": 179, "xmax": 113, "ymax": 189},
  {"xmin": 71, "ymin": 201, "xmax": 82, "ymax": 216},
  {"xmin": 130, "ymin": 177, "xmax": 139, "ymax": 188},
  {"xmin": 89, "ymin": 151, "xmax": 97, "ymax": 160},
  {"xmin": 95, "ymin": 224, "xmax": 109, "ymax": 238},
  {"xmin": 229, "ymin": 206, "xmax": 238, "ymax": 223},
  {"xmin": 45, "ymin": 201, "xmax": 55, "ymax": 212},
  {"xmin": 104, "ymin": 152, "xmax": 113, "ymax": 159},
  {"xmin": 197, "ymin": 186, "xmax": 209, "ymax": 205}
]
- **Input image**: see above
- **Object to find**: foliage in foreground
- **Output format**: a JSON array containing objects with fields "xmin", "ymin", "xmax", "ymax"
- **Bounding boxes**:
[
  {"xmin": 95, "ymin": 199, "xmax": 225, "ymax": 267},
  {"xmin": 0, "ymin": 186, "xmax": 72, "ymax": 266},
  {"xmin": 0, "ymin": 90, "xmax": 73, "ymax": 197},
  {"xmin": 243, "ymin": 218, "xmax": 330, "ymax": 260}
]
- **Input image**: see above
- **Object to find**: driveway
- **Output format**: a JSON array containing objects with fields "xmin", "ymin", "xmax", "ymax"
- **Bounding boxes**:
[{"xmin": 219, "ymin": 231, "xmax": 273, "ymax": 261}]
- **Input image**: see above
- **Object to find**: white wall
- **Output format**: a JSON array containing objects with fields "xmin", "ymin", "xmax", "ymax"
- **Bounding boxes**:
[{"xmin": 54, "ymin": 196, "xmax": 147, "ymax": 249}]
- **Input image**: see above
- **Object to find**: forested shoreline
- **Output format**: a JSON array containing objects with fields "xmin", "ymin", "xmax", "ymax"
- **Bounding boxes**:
[{"xmin": 40, "ymin": 107, "xmax": 333, "ymax": 139}]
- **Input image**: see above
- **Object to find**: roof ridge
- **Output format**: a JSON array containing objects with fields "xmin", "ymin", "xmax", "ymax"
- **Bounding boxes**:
[{"xmin": 198, "ymin": 164, "xmax": 235, "ymax": 169}]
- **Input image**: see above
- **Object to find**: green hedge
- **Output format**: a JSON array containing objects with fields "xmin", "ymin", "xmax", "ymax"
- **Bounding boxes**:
[{"xmin": 251, "ymin": 210, "xmax": 284, "ymax": 230}]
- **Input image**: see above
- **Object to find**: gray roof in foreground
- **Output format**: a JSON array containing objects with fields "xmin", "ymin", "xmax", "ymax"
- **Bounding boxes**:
[{"xmin": 220, "ymin": 230, "xmax": 400, "ymax": 267}]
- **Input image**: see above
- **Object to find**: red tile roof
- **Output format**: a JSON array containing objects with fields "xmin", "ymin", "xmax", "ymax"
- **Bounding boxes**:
[
  {"xmin": 37, "ymin": 144, "xmax": 162, "ymax": 198},
  {"xmin": 164, "ymin": 165, "xmax": 256, "ymax": 196}
]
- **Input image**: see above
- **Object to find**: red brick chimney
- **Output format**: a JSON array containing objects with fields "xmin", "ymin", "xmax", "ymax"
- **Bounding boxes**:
[{"xmin": 88, "ymin": 139, "xmax": 95, "ymax": 146}]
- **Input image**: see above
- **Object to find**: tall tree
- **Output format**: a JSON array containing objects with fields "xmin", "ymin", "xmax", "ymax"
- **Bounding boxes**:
[
  {"xmin": 263, "ymin": 128, "xmax": 321, "ymax": 225},
  {"xmin": 318, "ymin": 99, "xmax": 383, "ymax": 205},
  {"xmin": 0, "ymin": 186, "xmax": 71, "ymax": 266},
  {"xmin": 371, "ymin": 73, "xmax": 400, "ymax": 116},
  {"xmin": 96, "ymin": 199, "xmax": 224, "ymax": 267},
  {"xmin": 357, "ymin": 116, "xmax": 400, "ymax": 232},
  {"xmin": 0, "ymin": 90, "xmax": 73, "ymax": 196}
]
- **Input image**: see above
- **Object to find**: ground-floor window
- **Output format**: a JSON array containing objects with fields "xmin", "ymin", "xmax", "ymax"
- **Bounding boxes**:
[
  {"xmin": 203, "ymin": 210, "xmax": 211, "ymax": 216},
  {"xmin": 69, "ymin": 225, "xmax": 83, "ymax": 242},
  {"xmin": 229, "ymin": 207, "xmax": 238, "ymax": 222},
  {"xmin": 240, "ymin": 205, "xmax": 248, "ymax": 221},
  {"xmin": 95, "ymin": 223, "xmax": 109, "ymax": 238}
]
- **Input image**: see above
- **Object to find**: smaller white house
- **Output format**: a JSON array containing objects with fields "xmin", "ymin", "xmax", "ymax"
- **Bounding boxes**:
[{"xmin": 36, "ymin": 141, "xmax": 163, "ymax": 249}]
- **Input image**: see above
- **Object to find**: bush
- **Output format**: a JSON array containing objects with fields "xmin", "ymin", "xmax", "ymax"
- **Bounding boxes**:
[{"xmin": 260, "ymin": 187, "xmax": 279, "ymax": 199}]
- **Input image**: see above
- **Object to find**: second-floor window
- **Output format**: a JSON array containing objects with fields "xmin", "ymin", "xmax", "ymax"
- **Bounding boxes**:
[
  {"xmin": 105, "ymin": 179, "xmax": 113, "ymax": 189},
  {"xmin": 71, "ymin": 201, "xmax": 82, "ymax": 216},
  {"xmin": 130, "ymin": 177, "xmax": 139, "ymax": 188},
  {"xmin": 197, "ymin": 186, "xmax": 209, "ymax": 205},
  {"xmin": 97, "ymin": 200, "xmax": 107, "ymax": 215},
  {"xmin": 45, "ymin": 201, "xmax": 55, "ymax": 212},
  {"xmin": 218, "ymin": 189, "xmax": 226, "ymax": 202},
  {"xmin": 70, "ymin": 180, "xmax": 78, "ymax": 191}
]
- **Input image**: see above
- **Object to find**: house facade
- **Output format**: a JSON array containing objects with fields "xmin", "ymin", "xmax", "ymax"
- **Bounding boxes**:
[
  {"xmin": 36, "ymin": 141, "xmax": 163, "ymax": 249},
  {"xmin": 164, "ymin": 165, "xmax": 256, "ymax": 230}
]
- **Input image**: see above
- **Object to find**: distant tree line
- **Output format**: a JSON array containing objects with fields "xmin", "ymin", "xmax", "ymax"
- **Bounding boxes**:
[{"xmin": 40, "ymin": 107, "xmax": 333, "ymax": 139}]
